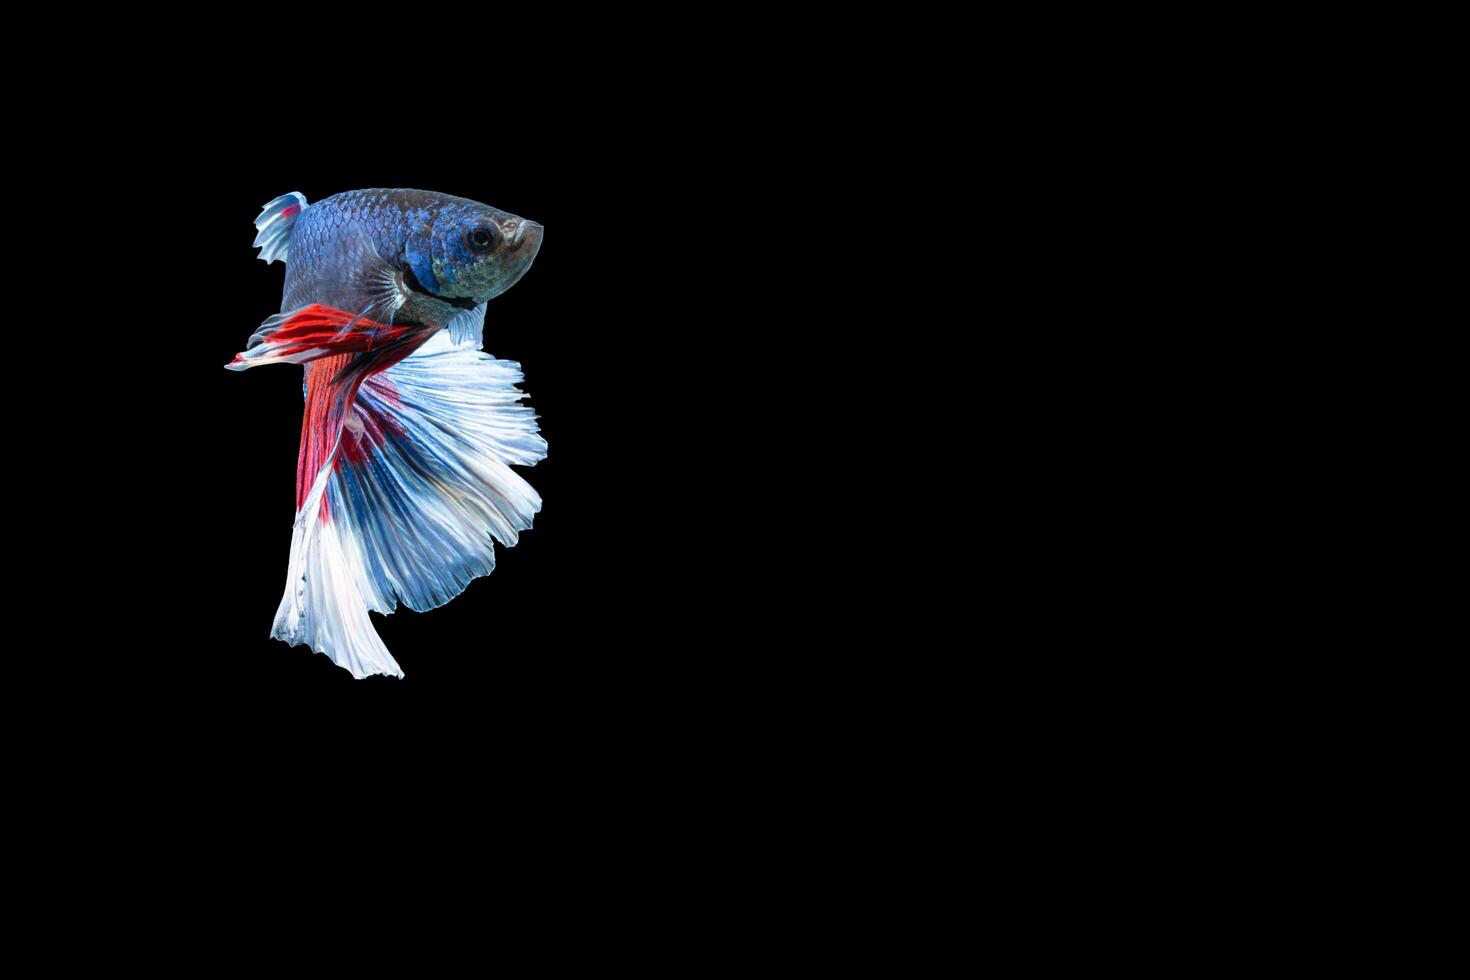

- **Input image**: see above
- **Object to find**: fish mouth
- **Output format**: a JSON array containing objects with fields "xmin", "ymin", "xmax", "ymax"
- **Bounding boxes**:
[
  {"xmin": 402, "ymin": 267, "xmax": 478, "ymax": 310},
  {"xmin": 508, "ymin": 219, "xmax": 541, "ymax": 253}
]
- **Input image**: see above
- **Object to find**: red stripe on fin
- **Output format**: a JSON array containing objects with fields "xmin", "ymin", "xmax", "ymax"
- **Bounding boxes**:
[
  {"xmin": 225, "ymin": 304, "xmax": 423, "ymax": 371},
  {"xmin": 294, "ymin": 341, "xmax": 427, "ymax": 520}
]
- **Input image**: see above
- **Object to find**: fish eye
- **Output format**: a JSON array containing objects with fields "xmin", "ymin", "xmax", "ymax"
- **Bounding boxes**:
[{"xmin": 468, "ymin": 226, "xmax": 499, "ymax": 252}]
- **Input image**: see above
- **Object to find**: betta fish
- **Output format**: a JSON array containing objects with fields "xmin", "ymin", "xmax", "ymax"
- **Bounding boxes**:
[{"xmin": 227, "ymin": 188, "xmax": 546, "ymax": 679}]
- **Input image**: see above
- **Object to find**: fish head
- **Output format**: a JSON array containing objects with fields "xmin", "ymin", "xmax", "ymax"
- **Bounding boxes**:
[{"xmin": 400, "ymin": 199, "xmax": 543, "ymax": 315}]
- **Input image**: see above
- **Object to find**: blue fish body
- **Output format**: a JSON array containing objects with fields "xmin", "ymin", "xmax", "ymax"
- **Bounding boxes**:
[{"xmin": 276, "ymin": 187, "xmax": 542, "ymax": 327}]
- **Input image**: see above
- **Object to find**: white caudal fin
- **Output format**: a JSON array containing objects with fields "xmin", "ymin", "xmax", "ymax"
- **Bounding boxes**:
[
  {"xmin": 268, "ymin": 330, "xmax": 545, "ymax": 678},
  {"xmin": 253, "ymin": 192, "xmax": 308, "ymax": 264},
  {"xmin": 271, "ymin": 455, "xmax": 405, "ymax": 679}
]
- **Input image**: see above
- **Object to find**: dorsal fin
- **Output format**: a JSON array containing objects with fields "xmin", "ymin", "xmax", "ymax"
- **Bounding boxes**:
[{"xmin": 253, "ymin": 192, "xmax": 309, "ymax": 264}]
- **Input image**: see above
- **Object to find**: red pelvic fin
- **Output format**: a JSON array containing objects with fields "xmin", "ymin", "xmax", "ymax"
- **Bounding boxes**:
[{"xmin": 226, "ymin": 304, "xmax": 421, "ymax": 370}]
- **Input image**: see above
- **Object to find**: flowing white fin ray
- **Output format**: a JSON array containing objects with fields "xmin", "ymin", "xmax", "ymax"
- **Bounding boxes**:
[
  {"xmin": 445, "ymin": 303, "xmax": 487, "ymax": 348},
  {"xmin": 266, "ymin": 331, "xmax": 545, "ymax": 676}
]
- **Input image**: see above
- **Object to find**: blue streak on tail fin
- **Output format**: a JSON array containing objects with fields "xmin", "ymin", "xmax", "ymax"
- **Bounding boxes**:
[{"xmin": 329, "ymin": 330, "xmax": 546, "ymax": 616}]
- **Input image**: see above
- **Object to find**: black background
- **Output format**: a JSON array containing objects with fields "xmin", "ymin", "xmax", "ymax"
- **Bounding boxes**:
[
  {"xmin": 15, "ymin": 47, "xmax": 939, "ymax": 891},
  {"xmin": 27, "ymin": 77, "xmax": 907, "ymax": 782}
]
